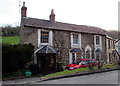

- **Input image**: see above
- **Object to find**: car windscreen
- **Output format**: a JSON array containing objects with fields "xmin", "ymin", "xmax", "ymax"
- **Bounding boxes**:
[{"xmin": 76, "ymin": 60, "xmax": 83, "ymax": 64}]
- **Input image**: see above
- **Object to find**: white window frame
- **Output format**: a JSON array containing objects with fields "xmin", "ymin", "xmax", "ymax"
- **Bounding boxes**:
[
  {"xmin": 38, "ymin": 29, "xmax": 53, "ymax": 47},
  {"xmin": 71, "ymin": 33, "xmax": 81, "ymax": 48},
  {"xmin": 94, "ymin": 35, "xmax": 102, "ymax": 59},
  {"xmin": 69, "ymin": 51, "xmax": 77, "ymax": 64},
  {"xmin": 94, "ymin": 35, "xmax": 102, "ymax": 48}
]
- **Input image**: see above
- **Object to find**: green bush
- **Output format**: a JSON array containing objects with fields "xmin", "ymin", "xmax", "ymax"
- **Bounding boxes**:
[{"xmin": 2, "ymin": 43, "xmax": 34, "ymax": 74}]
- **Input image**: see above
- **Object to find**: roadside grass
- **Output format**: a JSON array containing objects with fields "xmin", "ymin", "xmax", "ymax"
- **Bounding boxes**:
[
  {"xmin": 102, "ymin": 63, "xmax": 118, "ymax": 69},
  {"xmin": 0, "ymin": 36, "xmax": 20, "ymax": 44},
  {"xmin": 41, "ymin": 63, "xmax": 119, "ymax": 80},
  {"xmin": 42, "ymin": 67, "xmax": 89, "ymax": 80}
]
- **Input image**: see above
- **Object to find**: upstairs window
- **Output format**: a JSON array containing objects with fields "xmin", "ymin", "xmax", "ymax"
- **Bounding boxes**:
[
  {"xmin": 108, "ymin": 39, "xmax": 111, "ymax": 49},
  {"xmin": 41, "ymin": 31, "xmax": 49, "ymax": 43},
  {"xmin": 113, "ymin": 41, "xmax": 115, "ymax": 49},
  {"xmin": 73, "ymin": 34, "xmax": 78, "ymax": 44},
  {"xmin": 96, "ymin": 36, "xmax": 100, "ymax": 45}
]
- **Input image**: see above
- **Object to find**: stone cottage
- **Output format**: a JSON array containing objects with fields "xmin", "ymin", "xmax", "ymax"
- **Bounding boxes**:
[
  {"xmin": 20, "ymin": 2, "xmax": 107, "ymax": 73},
  {"xmin": 106, "ymin": 35, "xmax": 119, "ymax": 63}
]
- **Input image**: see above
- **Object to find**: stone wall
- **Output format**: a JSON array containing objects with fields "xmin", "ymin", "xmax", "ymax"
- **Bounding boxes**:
[
  {"xmin": 53, "ymin": 30, "xmax": 71, "ymax": 65},
  {"xmin": 81, "ymin": 33, "xmax": 94, "ymax": 58},
  {"xmin": 81, "ymin": 33, "xmax": 94, "ymax": 50},
  {"xmin": 20, "ymin": 26, "xmax": 107, "ymax": 65},
  {"xmin": 101, "ymin": 36, "xmax": 107, "ymax": 62},
  {"xmin": 20, "ymin": 27, "xmax": 38, "ymax": 49}
]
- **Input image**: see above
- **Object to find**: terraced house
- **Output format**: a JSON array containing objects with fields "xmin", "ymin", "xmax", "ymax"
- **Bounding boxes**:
[
  {"xmin": 106, "ymin": 35, "xmax": 119, "ymax": 63},
  {"xmin": 20, "ymin": 2, "xmax": 107, "ymax": 73}
]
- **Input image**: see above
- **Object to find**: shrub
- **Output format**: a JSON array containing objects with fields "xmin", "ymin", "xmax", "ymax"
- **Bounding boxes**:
[{"xmin": 2, "ymin": 43, "xmax": 34, "ymax": 74}]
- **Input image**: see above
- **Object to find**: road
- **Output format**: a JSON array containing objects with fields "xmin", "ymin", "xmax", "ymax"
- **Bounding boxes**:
[
  {"xmin": 2, "ymin": 70, "xmax": 119, "ymax": 84},
  {"xmin": 33, "ymin": 70, "xmax": 119, "ymax": 84},
  {"xmin": 2, "ymin": 77, "xmax": 41, "ymax": 84}
]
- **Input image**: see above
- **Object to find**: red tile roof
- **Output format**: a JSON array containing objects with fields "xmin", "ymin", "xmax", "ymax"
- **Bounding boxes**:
[{"xmin": 22, "ymin": 17, "xmax": 106, "ymax": 35}]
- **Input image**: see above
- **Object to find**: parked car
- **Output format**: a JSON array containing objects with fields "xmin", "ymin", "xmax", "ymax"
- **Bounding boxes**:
[{"xmin": 65, "ymin": 58, "xmax": 99, "ymax": 70}]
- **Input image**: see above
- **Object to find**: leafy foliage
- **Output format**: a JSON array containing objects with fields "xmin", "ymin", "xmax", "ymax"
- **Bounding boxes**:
[
  {"xmin": 2, "ymin": 43, "xmax": 34, "ymax": 74},
  {"xmin": 0, "ymin": 25, "xmax": 20, "ymax": 36},
  {"xmin": 106, "ymin": 30, "xmax": 119, "ymax": 39}
]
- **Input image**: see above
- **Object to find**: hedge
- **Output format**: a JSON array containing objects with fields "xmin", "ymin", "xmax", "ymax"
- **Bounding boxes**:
[{"xmin": 2, "ymin": 43, "xmax": 34, "ymax": 74}]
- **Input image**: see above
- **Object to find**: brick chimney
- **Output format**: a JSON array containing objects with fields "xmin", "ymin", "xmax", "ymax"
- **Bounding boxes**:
[
  {"xmin": 21, "ymin": 2, "xmax": 27, "ymax": 17},
  {"xmin": 49, "ymin": 9, "xmax": 55, "ymax": 21}
]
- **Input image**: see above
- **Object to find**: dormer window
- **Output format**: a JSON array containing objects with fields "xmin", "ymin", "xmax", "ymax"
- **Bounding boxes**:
[{"xmin": 73, "ymin": 34, "xmax": 79, "ymax": 44}]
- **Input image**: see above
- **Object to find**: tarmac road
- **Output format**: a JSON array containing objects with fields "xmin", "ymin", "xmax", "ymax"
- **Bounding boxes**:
[{"xmin": 2, "ymin": 70, "xmax": 119, "ymax": 84}]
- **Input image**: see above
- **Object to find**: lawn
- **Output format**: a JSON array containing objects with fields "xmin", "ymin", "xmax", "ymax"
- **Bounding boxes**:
[{"xmin": 0, "ymin": 36, "xmax": 20, "ymax": 44}]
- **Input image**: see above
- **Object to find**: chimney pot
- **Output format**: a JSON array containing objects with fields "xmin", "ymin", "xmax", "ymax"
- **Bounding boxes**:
[{"xmin": 23, "ymin": 2, "xmax": 25, "ymax": 6}]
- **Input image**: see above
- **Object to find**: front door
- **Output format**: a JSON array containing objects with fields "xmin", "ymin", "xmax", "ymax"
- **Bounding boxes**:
[{"xmin": 37, "ymin": 54, "xmax": 56, "ymax": 74}]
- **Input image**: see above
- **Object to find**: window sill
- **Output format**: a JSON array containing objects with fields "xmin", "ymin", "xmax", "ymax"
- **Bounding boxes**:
[
  {"xmin": 96, "ymin": 44, "xmax": 101, "ymax": 46},
  {"xmin": 73, "ymin": 44, "xmax": 79, "ymax": 45},
  {"xmin": 41, "ymin": 43, "xmax": 50, "ymax": 45}
]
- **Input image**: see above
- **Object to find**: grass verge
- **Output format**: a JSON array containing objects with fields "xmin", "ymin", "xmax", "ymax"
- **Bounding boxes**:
[
  {"xmin": 41, "ymin": 63, "xmax": 119, "ymax": 80},
  {"xmin": 42, "ymin": 67, "xmax": 89, "ymax": 80},
  {"xmin": 102, "ymin": 63, "xmax": 119, "ymax": 69},
  {"xmin": 0, "ymin": 36, "xmax": 20, "ymax": 44}
]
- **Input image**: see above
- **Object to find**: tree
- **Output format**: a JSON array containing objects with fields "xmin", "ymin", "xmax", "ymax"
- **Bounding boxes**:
[
  {"xmin": 106, "ymin": 30, "xmax": 119, "ymax": 39},
  {"xmin": 1, "ymin": 25, "xmax": 20, "ymax": 36}
]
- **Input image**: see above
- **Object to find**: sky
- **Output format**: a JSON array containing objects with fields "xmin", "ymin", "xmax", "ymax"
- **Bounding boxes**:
[{"xmin": 0, "ymin": 0, "xmax": 119, "ymax": 31}]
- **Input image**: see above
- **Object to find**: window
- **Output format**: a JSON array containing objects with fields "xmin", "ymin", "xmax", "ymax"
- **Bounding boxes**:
[
  {"xmin": 41, "ymin": 31, "xmax": 49, "ymax": 43},
  {"xmin": 38, "ymin": 30, "xmax": 53, "ymax": 47},
  {"xmin": 96, "ymin": 36, "xmax": 100, "ymax": 45},
  {"xmin": 108, "ymin": 40, "xmax": 110, "ymax": 49},
  {"xmin": 86, "ymin": 50, "xmax": 90, "ymax": 58},
  {"xmin": 82, "ymin": 61, "xmax": 88, "ymax": 65},
  {"xmin": 109, "ymin": 53, "xmax": 111, "ymax": 62},
  {"xmin": 76, "ymin": 60, "xmax": 82, "ymax": 64},
  {"xmin": 113, "ymin": 41, "xmax": 115, "ymax": 49},
  {"xmin": 73, "ymin": 34, "xmax": 78, "ymax": 44},
  {"xmin": 76, "ymin": 52, "xmax": 81, "ymax": 59},
  {"xmin": 72, "ymin": 53, "xmax": 75, "ymax": 63}
]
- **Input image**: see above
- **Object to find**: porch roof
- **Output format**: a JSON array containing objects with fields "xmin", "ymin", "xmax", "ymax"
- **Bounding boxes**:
[
  {"xmin": 70, "ymin": 48, "xmax": 82, "ymax": 53},
  {"xmin": 95, "ymin": 48, "xmax": 102, "ymax": 53},
  {"xmin": 35, "ymin": 45, "xmax": 57, "ymax": 54}
]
